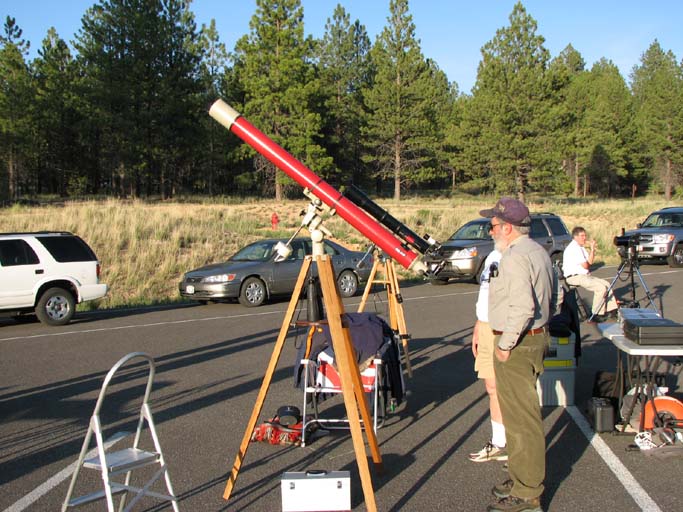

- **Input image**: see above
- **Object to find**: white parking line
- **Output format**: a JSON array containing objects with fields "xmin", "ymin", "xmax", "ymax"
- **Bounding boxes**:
[
  {"xmin": 0, "ymin": 310, "xmax": 283, "ymax": 342},
  {"xmin": 0, "ymin": 291, "xmax": 478, "ymax": 343},
  {"xmin": 567, "ymin": 405, "xmax": 662, "ymax": 512},
  {"xmin": 3, "ymin": 431, "xmax": 128, "ymax": 512}
]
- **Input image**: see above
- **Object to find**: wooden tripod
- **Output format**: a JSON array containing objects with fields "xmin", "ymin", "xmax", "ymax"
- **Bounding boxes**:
[
  {"xmin": 358, "ymin": 255, "xmax": 413, "ymax": 377},
  {"xmin": 222, "ymin": 255, "xmax": 382, "ymax": 511}
]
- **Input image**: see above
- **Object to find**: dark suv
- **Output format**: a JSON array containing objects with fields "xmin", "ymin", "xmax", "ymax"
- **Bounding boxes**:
[
  {"xmin": 620, "ymin": 206, "xmax": 683, "ymax": 267},
  {"xmin": 430, "ymin": 213, "xmax": 572, "ymax": 284}
]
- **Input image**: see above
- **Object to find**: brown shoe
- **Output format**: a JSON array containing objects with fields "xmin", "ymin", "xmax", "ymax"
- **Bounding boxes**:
[{"xmin": 487, "ymin": 495, "xmax": 542, "ymax": 512}]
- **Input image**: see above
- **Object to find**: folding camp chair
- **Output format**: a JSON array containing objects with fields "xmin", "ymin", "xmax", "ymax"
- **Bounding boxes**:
[{"xmin": 299, "ymin": 346, "xmax": 388, "ymax": 447}]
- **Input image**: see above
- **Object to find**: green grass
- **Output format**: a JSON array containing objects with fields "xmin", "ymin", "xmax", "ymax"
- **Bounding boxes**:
[{"xmin": 0, "ymin": 196, "xmax": 676, "ymax": 309}]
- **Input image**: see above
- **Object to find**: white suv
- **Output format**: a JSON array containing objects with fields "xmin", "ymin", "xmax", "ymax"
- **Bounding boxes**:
[{"xmin": 0, "ymin": 232, "xmax": 108, "ymax": 326}]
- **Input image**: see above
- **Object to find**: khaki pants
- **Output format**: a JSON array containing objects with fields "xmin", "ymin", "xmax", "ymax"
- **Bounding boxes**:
[
  {"xmin": 566, "ymin": 273, "xmax": 617, "ymax": 315},
  {"xmin": 494, "ymin": 332, "xmax": 548, "ymax": 500}
]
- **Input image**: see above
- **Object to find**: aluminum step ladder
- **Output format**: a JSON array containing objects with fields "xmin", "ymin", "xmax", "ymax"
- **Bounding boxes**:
[{"xmin": 62, "ymin": 352, "xmax": 179, "ymax": 511}]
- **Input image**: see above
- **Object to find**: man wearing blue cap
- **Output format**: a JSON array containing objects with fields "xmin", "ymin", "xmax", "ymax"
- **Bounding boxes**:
[{"xmin": 479, "ymin": 197, "xmax": 559, "ymax": 512}]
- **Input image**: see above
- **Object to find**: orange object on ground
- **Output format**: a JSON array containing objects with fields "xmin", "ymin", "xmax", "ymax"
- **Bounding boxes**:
[{"xmin": 641, "ymin": 395, "xmax": 683, "ymax": 430}]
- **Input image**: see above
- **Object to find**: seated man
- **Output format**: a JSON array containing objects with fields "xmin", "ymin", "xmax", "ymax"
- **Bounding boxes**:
[{"xmin": 562, "ymin": 226, "xmax": 618, "ymax": 321}]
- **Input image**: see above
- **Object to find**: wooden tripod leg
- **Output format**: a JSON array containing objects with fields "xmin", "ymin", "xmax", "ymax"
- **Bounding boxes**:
[
  {"xmin": 338, "ymin": 326, "xmax": 383, "ymax": 465},
  {"xmin": 317, "ymin": 256, "xmax": 379, "ymax": 512},
  {"xmin": 319, "ymin": 257, "xmax": 381, "ymax": 463},
  {"xmin": 357, "ymin": 258, "xmax": 381, "ymax": 313},
  {"xmin": 222, "ymin": 257, "xmax": 312, "ymax": 501},
  {"xmin": 386, "ymin": 261, "xmax": 413, "ymax": 377}
]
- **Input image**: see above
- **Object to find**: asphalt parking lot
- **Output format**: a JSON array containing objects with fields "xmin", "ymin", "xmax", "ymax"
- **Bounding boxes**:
[{"xmin": 1, "ymin": 262, "xmax": 683, "ymax": 511}]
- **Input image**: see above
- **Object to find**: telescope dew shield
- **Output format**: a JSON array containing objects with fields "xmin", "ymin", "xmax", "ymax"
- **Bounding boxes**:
[{"xmin": 209, "ymin": 99, "xmax": 425, "ymax": 273}]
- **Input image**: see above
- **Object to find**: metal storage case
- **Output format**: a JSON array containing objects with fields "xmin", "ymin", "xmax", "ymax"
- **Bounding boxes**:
[
  {"xmin": 281, "ymin": 470, "xmax": 351, "ymax": 512},
  {"xmin": 587, "ymin": 397, "xmax": 615, "ymax": 432}
]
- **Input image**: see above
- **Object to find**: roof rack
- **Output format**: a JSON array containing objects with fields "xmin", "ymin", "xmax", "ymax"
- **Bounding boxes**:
[{"xmin": 0, "ymin": 231, "xmax": 73, "ymax": 236}]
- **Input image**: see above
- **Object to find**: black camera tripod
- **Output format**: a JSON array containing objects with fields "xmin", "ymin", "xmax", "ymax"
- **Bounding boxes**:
[{"xmin": 590, "ymin": 243, "xmax": 659, "ymax": 321}]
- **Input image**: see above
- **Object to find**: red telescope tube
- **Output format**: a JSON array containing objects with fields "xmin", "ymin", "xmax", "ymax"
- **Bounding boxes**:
[{"xmin": 209, "ymin": 99, "xmax": 426, "ymax": 274}]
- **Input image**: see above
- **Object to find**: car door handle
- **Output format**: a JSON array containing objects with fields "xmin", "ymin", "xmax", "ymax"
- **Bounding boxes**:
[{"xmin": 35, "ymin": 269, "xmax": 44, "ymax": 274}]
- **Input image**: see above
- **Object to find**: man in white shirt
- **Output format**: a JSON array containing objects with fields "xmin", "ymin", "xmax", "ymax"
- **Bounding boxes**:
[
  {"xmin": 468, "ymin": 249, "xmax": 507, "ymax": 463},
  {"xmin": 562, "ymin": 226, "xmax": 618, "ymax": 320}
]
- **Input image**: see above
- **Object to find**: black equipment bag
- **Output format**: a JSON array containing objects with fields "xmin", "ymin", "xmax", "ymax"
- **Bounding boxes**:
[{"xmin": 623, "ymin": 317, "xmax": 683, "ymax": 345}]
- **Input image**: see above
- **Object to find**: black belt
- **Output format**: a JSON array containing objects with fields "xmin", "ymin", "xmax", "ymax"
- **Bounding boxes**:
[{"xmin": 492, "ymin": 326, "xmax": 547, "ymax": 336}]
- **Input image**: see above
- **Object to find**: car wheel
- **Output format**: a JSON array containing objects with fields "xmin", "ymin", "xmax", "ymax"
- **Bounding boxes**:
[
  {"xmin": 667, "ymin": 244, "xmax": 683, "ymax": 268},
  {"xmin": 239, "ymin": 277, "xmax": 267, "ymax": 307},
  {"xmin": 35, "ymin": 287, "xmax": 76, "ymax": 326},
  {"xmin": 429, "ymin": 277, "xmax": 449, "ymax": 285},
  {"xmin": 337, "ymin": 270, "xmax": 359, "ymax": 297},
  {"xmin": 550, "ymin": 252, "xmax": 562, "ymax": 267}
]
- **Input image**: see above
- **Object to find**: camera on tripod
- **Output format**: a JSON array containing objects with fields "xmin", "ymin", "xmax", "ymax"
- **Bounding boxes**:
[
  {"xmin": 613, "ymin": 233, "xmax": 641, "ymax": 248},
  {"xmin": 613, "ymin": 230, "xmax": 641, "ymax": 260},
  {"xmin": 596, "ymin": 230, "xmax": 658, "ymax": 316}
]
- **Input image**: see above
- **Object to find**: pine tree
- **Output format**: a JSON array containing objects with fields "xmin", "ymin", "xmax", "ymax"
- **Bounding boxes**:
[
  {"xmin": 548, "ymin": 44, "xmax": 586, "ymax": 195},
  {"xmin": 0, "ymin": 15, "xmax": 29, "ymax": 52},
  {"xmin": 631, "ymin": 40, "xmax": 683, "ymax": 199},
  {"xmin": 74, "ymin": 0, "xmax": 201, "ymax": 198},
  {"xmin": 363, "ymin": 0, "xmax": 445, "ymax": 201},
  {"xmin": 316, "ymin": 4, "xmax": 372, "ymax": 187},
  {"xmin": 32, "ymin": 27, "xmax": 83, "ymax": 196},
  {"xmin": 419, "ymin": 58, "xmax": 455, "ymax": 188},
  {"xmin": 196, "ymin": 19, "xmax": 231, "ymax": 194},
  {"xmin": 445, "ymin": 92, "xmax": 472, "ymax": 192},
  {"xmin": 581, "ymin": 59, "xmax": 633, "ymax": 197},
  {"xmin": 155, "ymin": 0, "xmax": 202, "ymax": 198},
  {"xmin": 0, "ymin": 16, "xmax": 33, "ymax": 201},
  {"xmin": 469, "ymin": 2, "xmax": 551, "ymax": 199},
  {"xmin": 234, "ymin": 0, "xmax": 331, "ymax": 200}
]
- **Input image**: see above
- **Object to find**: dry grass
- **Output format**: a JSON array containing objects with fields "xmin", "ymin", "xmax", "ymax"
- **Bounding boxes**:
[{"xmin": 0, "ymin": 196, "xmax": 675, "ymax": 310}]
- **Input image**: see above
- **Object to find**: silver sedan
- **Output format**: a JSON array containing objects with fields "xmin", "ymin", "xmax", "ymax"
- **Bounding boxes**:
[{"xmin": 178, "ymin": 238, "xmax": 373, "ymax": 307}]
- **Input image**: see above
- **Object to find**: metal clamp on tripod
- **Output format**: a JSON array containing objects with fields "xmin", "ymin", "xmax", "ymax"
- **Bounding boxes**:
[{"xmin": 591, "ymin": 232, "xmax": 659, "ymax": 321}]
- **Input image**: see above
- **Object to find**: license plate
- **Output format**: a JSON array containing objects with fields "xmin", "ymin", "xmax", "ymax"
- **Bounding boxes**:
[{"xmin": 186, "ymin": 285, "xmax": 195, "ymax": 294}]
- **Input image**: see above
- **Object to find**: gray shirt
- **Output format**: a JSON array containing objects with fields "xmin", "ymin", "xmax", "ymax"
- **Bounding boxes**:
[{"xmin": 488, "ymin": 234, "xmax": 558, "ymax": 351}]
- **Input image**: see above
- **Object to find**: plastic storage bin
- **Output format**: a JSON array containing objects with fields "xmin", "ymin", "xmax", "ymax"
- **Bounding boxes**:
[{"xmin": 537, "ymin": 364, "xmax": 576, "ymax": 406}]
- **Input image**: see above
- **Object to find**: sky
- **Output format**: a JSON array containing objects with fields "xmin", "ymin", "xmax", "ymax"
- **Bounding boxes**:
[{"xmin": 2, "ymin": 0, "xmax": 683, "ymax": 94}]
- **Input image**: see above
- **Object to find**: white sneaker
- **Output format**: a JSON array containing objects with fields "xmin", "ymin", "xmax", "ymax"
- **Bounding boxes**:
[{"xmin": 468, "ymin": 441, "xmax": 508, "ymax": 462}]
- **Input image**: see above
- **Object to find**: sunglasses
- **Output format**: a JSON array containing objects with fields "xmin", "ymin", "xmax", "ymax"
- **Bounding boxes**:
[{"xmin": 487, "ymin": 221, "xmax": 505, "ymax": 231}]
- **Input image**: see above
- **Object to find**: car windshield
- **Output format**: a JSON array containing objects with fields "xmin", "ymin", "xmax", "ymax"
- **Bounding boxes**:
[
  {"xmin": 641, "ymin": 213, "xmax": 683, "ymax": 228},
  {"xmin": 230, "ymin": 241, "xmax": 274, "ymax": 262},
  {"xmin": 448, "ymin": 222, "xmax": 492, "ymax": 241}
]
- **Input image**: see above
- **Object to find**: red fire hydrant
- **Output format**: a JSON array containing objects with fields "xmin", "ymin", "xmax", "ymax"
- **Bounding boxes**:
[{"xmin": 271, "ymin": 212, "xmax": 279, "ymax": 230}]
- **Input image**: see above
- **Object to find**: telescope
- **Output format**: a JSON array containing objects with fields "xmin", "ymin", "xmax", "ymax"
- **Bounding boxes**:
[
  {"xmin": 209, "ymin": 99, "xmax": 442, "ymax": 276},
  {"xmin": 343, "ymin": 184, "xmax": 440, "ymax": 257}
]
